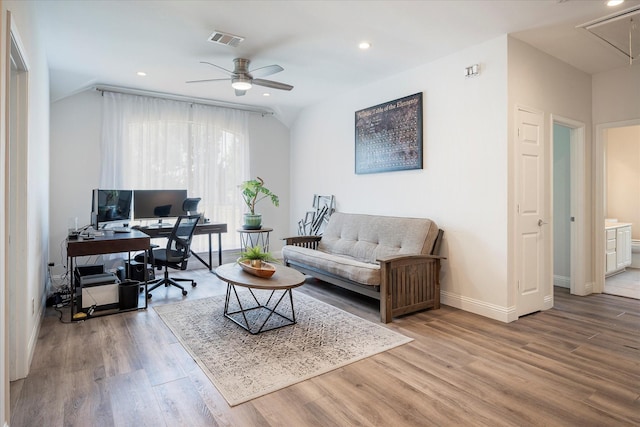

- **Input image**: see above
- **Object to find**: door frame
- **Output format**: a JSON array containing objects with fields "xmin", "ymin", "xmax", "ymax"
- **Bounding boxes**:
[
  {"xmin": 7, "ymin": 10, "xmax": 30, "ymax": 382},
  {"xmin": 1, "ymin": 3, "xmax": 7, "ymax": 425},
  {"xmin": 551, "ymin": 115, "xmax": 588, "ymax": 296},
  {"xmin": 594, "ymin": 118, "xmax": 640, "ymax": 293}
]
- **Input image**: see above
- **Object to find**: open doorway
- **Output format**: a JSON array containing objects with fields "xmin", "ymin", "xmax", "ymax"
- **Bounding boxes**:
[
  {"xmin": 598, "ymin": 123, "xmax": 640, "ymax": 299},
  {"xmin": 552, "ymin": 116, "xmax": 588, "ymax": 296}
]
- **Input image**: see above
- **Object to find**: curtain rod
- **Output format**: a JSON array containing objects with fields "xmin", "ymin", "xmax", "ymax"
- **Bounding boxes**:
[{"xmin": 93, "ymin": 84, "xmax": 275, "ymax": 116}]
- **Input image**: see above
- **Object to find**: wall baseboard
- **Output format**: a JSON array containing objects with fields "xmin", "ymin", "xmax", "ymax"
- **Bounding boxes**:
[
  {"xmin": 585, "ymin": 281, "xmax": 594, "ymax": 294},
  {"xmin": 441, "ymin": 291, "xmax": 517, "ymax": 323},
  {"xmin": 554, "ymin": 275, "xmax": 570, "ymax": 288}
]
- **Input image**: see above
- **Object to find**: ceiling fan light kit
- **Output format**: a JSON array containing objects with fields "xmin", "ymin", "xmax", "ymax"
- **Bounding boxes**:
[
  {"xmin": 231, "ymin": 78, "xmax": 252, "ymax": 91},
  {"xmin": 187, "ymin": 57, "xmax": 293, "ymax": 96}
]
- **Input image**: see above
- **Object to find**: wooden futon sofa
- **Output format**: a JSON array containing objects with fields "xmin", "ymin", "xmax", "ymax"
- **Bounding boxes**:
[{"xmin": 282, "ymin": 212, "xmax": 444, "ymax": 323}]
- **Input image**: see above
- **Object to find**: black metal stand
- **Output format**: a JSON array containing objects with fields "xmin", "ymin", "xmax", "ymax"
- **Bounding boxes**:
[{"xmin": 223, "ymin": 284, "xmax": 296, "ymax": 334}]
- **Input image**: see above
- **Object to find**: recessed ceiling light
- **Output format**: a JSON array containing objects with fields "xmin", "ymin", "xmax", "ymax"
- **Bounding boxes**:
[
  {"xmin": 607, "ymin": 0, "xmax": 624, "ymax": 6},
  {"xmin": 359, "ymin": 41, "xmax": 371, "ymax": 50},
  {"xmin": 136, "ymin": 71, "xmax": 147, "ymax": 76},
  {"xmin": 263, "ymin": 93, "xmax": 271, "ymax": 97}
]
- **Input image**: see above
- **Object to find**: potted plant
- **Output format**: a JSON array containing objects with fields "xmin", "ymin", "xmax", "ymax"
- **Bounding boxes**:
[
  {"xmin": 239, "ymin": 176, "xmax": 279, "ymax": 229},
  {"xmin": 237, "ymin": 245, "xmax": 279, "ymax": 268}
]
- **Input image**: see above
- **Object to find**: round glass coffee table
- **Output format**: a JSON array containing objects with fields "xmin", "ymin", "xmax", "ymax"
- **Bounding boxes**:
[{"xmin": 215, "ymin": 262, "xmax": 306, "ymax": 334}]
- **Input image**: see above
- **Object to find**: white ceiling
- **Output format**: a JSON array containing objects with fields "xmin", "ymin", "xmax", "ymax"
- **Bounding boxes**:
[{"xmin": 31, "ymin": 0, "xmax": 640, "ymax": 125}]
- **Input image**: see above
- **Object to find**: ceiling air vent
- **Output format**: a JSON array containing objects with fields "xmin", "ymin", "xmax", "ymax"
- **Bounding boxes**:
[{"xmin": 207, "ymin": 30, "xmax": 244, "ymax": 47}]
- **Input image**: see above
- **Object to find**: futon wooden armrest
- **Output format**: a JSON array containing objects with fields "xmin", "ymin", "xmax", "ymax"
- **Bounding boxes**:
[
  {"xmin": 283, "ymin": 235, "xmax": 322, "ymax": 250},
  {"xmin": 376, "ymin": 253, "xmax": 444, "ymax": 323}
]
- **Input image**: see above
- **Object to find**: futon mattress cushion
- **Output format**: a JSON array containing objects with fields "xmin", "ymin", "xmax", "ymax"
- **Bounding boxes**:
[{"xmin": 282, "ymin": 245, "xmax": 380, "ymax": 286}]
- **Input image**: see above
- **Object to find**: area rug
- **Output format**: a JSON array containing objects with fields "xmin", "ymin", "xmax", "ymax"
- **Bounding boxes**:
[{"xmin": 154, "ymin": 290, "xmax": 412, "ymax": 406}]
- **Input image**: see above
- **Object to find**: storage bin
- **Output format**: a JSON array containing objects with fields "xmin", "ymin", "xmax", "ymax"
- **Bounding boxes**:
[{"xmin": 118, "ymin": 280, "xmax": 140, "ymax": 310}]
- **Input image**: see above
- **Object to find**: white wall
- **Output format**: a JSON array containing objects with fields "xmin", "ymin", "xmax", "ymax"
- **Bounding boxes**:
[
  {"xmin": 247, "ymin": 111, "xmax": 290, "ymax": 250},
  {"xmin": 507, "ymin": 37, "xmax": 593, "ymax": 303},
  {"xmin": 50, "ymin": 90, "xmax": 102, "ymax": 267},
  {"xmin": 49, "ymin": 89, "xmax": 291, "ymax": 271},
  {"xmin": 3, "ymin": 0, "xmax": 50, "ymax": 388},
  {"xmin": 289, "ymin": 35, "xmax": 598, "ymax": 321},
  {"xmin": 593, "ymin": 65, "xmax": 640, "ymax": 125},
  {"xmin": 291, "ymin": 36, "xmax": 512, "ymax": 320}
]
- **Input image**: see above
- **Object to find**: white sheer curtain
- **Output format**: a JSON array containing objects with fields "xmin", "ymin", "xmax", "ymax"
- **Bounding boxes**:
[{"xmin": 101, "ymin": 91, "xmax": 249, "ymax": 251}]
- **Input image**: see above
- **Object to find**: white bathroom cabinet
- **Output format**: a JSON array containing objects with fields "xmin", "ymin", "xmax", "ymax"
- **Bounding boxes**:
[{"xmin": 605, "ymin": 223, "xmax": 632, "ymax": 276}]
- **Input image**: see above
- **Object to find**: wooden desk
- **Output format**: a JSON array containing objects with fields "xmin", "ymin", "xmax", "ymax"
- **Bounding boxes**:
[
  {"xmin": 67, "ymin": 230, "xmax": 151, "ymax": 321},
  {"xmin": 137, "ymin": 222, "xmax": 227, "ymax": 270}
]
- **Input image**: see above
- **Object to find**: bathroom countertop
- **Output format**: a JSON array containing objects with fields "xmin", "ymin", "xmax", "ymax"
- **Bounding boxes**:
[{"xmin": 605, "ymin": 221, "xmax": 632, "ymax": 229}]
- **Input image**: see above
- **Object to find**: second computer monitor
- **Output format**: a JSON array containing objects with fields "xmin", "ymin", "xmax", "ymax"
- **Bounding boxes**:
[{"xmin": 133, "ymin": 189, "xmax": 188, "ymax": 221}]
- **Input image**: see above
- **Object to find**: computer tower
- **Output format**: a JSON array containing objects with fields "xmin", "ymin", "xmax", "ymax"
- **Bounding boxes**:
[{"xmin": 125, "ymin": 260, "xmax": 155, "ymax": 282}]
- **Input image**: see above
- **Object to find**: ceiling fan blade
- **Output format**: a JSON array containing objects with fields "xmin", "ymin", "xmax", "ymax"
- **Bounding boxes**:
[
  {"xmin": 200, "ymin": 61, "xmax": 233, "ymax": 75},
  {"xmin": 235, "ymin": 89, "xmax": 247, "ymax": 96},
  {"xmin": 252, "ymin": 78, "xmax": 294, "ymax": 91},
  {"xmin": 249, "ymin": 64, "xmax": 284, "ymax": 78},
  {"xmin": 185, "ymin": 77, "xmax": 230, "ymax": 84}
]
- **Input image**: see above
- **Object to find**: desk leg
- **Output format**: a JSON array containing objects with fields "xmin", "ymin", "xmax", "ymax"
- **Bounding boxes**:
[
  {"xmin": 143, "ymin": 250, "xmax": 148, "ymax": 309},
  {"xmin": 218, "ymin": 232, "xmax": 223, "ymax": 266},
  {"xmin": 69, "ymin": 255, "xmax": 75, "ymax": 322},
  {"xmin": 209, "ymin": 233, "xmax": 213, "ymax": 271}
]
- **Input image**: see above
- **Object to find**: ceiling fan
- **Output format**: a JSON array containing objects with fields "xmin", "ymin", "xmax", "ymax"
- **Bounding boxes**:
[{"xmin": 186, "ymin": 58, "xmax": 294, "ymax": 96}]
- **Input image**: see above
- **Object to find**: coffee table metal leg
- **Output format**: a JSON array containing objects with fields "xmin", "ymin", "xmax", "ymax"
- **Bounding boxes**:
[{"xmin": 223, "ymin": 283, "xmax": 297, "ymax": 334}]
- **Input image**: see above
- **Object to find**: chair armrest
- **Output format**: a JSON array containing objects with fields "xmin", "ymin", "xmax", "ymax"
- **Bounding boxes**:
[{"xmin": 283, "ymin": 235, "xmax": 322, "ymax": 250}]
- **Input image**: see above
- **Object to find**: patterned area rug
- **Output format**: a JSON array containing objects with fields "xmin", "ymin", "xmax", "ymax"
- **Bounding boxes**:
[{"xmin": 154, "ymin": 290, "xmax": 412, "ymax": 406}]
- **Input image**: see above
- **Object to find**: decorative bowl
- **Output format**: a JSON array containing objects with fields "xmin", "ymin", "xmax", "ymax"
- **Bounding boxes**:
[{"xmin": 238, "ymin": 259, "xmax": 276, "ymax": 278}]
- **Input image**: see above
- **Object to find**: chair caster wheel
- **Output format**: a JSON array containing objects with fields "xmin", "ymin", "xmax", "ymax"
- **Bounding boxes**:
[
  {"xmin": 147, "ymin": 293, "xmax": 152, "ymax": 299},
  {"xmin": 192, "ymin": 282, "xmax": 197, "ymax": 287},
  {"xmin": 182, "ymin": 290, "xmax": 188, "ymax": 296}
]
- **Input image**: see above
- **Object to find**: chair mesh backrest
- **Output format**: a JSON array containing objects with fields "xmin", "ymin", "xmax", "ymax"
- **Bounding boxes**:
[
  {"xmin": 182, "ymin": 197, "xmax": 201, "ymax": 214},
  {"xmin": 165, "ymin": 214, "xmax": 200, "ymax": 262}
]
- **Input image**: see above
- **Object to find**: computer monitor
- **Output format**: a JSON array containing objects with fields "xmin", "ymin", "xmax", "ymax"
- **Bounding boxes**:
[
  {"xmin": 91, "ymin": 189, "xmax": 133, "ymax": 229},
  {"xmin": 133, "ymin": 189, "xmax": 188, "ymax": 222}
]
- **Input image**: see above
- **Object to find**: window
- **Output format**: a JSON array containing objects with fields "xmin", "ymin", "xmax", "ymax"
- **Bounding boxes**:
[{"xmin": 101, "ymin": 92, "xmax": 249, "ymax": 250}]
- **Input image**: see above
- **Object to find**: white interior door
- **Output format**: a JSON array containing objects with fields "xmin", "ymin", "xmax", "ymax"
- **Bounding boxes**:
[{"xmin": 516, "ymin": 107, "xmax": 547, "ymax": 317}]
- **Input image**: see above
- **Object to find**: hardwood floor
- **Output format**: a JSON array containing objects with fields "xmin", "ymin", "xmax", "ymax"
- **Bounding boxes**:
[
  {"xmin": 605, "ymin": 268, "xmax": 640, "ymax": 300},
  {"xmin": 10, "ymin": 267, "xmax": 640, "ymax": 426}
]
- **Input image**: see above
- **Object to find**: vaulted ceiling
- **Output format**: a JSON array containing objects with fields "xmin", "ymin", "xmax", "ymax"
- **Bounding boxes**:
[{"xmin": 31, "ymin": 0, "xmax": 640, "ymax": 125}]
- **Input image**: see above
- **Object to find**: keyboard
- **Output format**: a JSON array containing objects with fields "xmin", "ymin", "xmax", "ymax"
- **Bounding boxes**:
[{"xmin": 111, "ymin": 227, "xmax": 131, "ymax": 233}]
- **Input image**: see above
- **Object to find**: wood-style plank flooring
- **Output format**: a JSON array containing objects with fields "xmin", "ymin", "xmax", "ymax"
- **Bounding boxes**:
[{"xmin": 10, "ymin": 264, "xmax": 640, "ymax": 426}]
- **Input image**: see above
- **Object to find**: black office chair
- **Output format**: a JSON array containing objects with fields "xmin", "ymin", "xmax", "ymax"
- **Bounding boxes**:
[
  {"xmin": 182, "ymin": 197, "xmax": 201, "ymax": 215},
  {"xmin": 140, "ymin": 214, "xmax": 201, "ymax": 297}
]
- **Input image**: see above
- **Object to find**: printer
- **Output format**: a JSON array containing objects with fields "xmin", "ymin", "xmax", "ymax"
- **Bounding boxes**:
[{"xmin": 74, "ymin": 264, "xmax": 120, "ymax": 311}]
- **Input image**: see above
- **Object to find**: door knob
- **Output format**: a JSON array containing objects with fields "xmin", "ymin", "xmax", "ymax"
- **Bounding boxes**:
[{"xmin": 538, "ymin": 219, "xmax": 548, "ymax": 227}]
